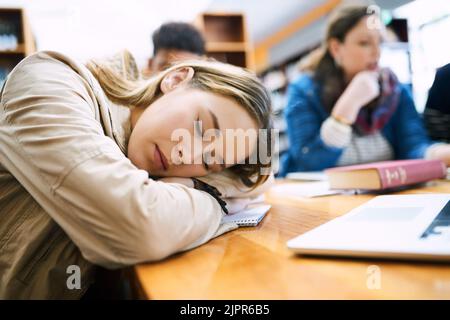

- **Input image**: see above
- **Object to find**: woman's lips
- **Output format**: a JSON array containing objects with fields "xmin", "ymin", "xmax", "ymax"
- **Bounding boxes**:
[{"xmin": 154, "ymin": 144, "xmax": 168, "ymax": 171}]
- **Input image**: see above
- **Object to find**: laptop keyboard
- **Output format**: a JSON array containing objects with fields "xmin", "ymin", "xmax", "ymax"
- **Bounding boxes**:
[{"xmin": 421, "ymin": 200, "xmax": 450, "ymax": 239}]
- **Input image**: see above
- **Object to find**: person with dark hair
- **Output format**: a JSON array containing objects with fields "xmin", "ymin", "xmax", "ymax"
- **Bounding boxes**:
[
  {"xmin": 279, "ymin": 4, "xmax": 450, "ymax": 176},
  {"xmin": 146, "ymin": 22, "xmax": 206, "ymax": 75},
  {"xmin": 424, "ymin": 63, "xmax": 450, "ymax": 143}
]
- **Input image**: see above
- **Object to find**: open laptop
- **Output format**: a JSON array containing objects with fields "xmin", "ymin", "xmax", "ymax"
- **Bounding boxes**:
[{"xmin": 287, "ymin": 194, "xmax": 450, "ymax": 261}]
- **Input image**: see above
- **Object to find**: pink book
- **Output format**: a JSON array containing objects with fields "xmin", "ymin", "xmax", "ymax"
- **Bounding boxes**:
[{"xmin": 325, "ymin": 159, "xmax": 447, "ymax": 190}]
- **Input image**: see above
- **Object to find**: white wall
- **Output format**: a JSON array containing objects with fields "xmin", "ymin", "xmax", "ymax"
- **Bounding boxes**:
[
  {"xmin": 0, "ymin": 0, "xmax": 211, "ymax": 68},
  {"xmin": 393, "ymin": 0, "xmax": 450, "ymax": 111},
  {"xmin": 206, "ymin": 0, "xmax": 326, "ymax": 43}
]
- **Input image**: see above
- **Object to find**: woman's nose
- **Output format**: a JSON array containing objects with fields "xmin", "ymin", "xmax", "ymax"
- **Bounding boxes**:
[
  {"xmin": 176, "ymin": 142, "xmax": 203, "ymax": 166},
  {"xmin": 192, "ymin": 145, "xmax": 204, "ymax": 165},
  {"xmin": 171, "ymin": 141, "xmax": 194, "ymax": 166}
]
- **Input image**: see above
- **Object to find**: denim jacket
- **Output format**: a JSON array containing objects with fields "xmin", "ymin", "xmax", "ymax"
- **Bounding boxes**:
[{"xmin": 279, "ymin": 74, "xmax": 432, "ymax": 176}]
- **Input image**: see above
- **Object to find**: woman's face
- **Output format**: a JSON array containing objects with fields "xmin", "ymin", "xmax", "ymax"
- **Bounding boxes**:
[
  {"xmin": 127, "ymin": 68, "xmax": 259, "ymax": 177},
  {"xmin": 330, "ymin": 16, "xmax": 383, "ymax": 80}
]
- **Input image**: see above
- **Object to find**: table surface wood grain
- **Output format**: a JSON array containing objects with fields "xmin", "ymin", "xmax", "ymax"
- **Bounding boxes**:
[{"xmin": 133, "ymin": 180, "xmax": 450, "ymax": 299}]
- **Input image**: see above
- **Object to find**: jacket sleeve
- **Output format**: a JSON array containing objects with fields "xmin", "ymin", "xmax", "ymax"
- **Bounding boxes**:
[
  {"xmin": 0, "ymin": 53, "xmax": 226, "ymax": 268},
  {"xmin": 283, "ymin": 79, "xmax": 344, "ymax": 172},
  {"xmin": 390, "ymin": 85, "xmax": 431, "ymax": 159}
]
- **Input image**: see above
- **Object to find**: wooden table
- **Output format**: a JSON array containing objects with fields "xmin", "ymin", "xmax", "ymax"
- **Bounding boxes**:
[{"xmin": 132, "ymin": 180, "xmax": 450, "ymax": 299}]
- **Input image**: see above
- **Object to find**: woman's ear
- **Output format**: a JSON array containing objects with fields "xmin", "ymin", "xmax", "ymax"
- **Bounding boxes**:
[
  {"xmin": 328, "ymin": 38, "xmax": 342, "ymax": 62},
  {"xmin": 160, "ymin": 67, "xmax": 195, "ymax": 93}
]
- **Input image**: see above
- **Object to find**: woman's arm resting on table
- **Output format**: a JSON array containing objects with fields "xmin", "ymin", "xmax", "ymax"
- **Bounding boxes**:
[
  {"xmin": 197, "ymin": 170, "xmax": 275, "ymax": 199},
  {"xmin": 159, "ymin": 172, "xmax": 275, "ymax": 213}
]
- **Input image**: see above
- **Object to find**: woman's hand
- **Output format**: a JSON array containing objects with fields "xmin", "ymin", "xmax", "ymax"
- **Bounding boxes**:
[
  {"xmin": 158, "ymin": 177, "xmax": 228, "ymax": 213},
  {"xmin": 427, "ymin": 144, "xmax": 450, "ymax": 166},
  {"xmin": 332, "ymin": 70, "xmax": 380, "ymax": 124}
]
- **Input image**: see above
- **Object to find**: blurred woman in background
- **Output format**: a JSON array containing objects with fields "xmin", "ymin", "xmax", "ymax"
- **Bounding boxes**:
[{"xmin": 279, "ymin": 4, "xmax": 450, "ymax": 176}]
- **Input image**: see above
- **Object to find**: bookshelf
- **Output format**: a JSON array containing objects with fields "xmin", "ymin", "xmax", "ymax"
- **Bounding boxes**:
[
  {"xmin": 195, "ymin": 12, "xmax": 254, "ymax": 70},
  {"xmin": 0, "ymin": 8, "xmax": 36, "ymax": 86}
]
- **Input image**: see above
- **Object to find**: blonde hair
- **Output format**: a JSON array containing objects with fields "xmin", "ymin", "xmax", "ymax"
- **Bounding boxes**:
[{"xmin": 86, "ymin": 54, "xmax": 273, "ymax": 188}]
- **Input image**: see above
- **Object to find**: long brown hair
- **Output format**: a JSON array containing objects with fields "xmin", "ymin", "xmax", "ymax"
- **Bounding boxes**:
[
  {"xmin": 299, "ymin": 5, "xmax": 380, "ymax": 113},
  {"xmin": 86, "ymin": 54, "xmax": 273, "ymax": 189}
]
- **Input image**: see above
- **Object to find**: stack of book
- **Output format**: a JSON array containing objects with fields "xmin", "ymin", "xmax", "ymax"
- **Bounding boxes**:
[{"xmin": 325, "ymin": 159, "xmax": 447, "ymax": 190}]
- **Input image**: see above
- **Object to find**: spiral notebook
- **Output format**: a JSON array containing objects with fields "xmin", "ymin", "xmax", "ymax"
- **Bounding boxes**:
[{"xmin": 222, "ymin": 204, "xmax": 271, "ymax": 227}]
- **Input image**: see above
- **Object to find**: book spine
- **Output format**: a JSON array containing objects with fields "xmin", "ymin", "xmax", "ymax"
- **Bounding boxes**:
[{"xmin": 378, "ymin": 162, "xmax": 446, "ymax": 188}]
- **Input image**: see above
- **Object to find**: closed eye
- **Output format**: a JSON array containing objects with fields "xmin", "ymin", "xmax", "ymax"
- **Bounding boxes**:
[
  {"xmin": 203, "ymin": 152, "xmax": 210, "ymax": 171},
  {"xmin": 195, "ymin": 117, "xmax": 203, "ymax": 137},
  {"xmin": 195, "ymin": 117, "xmax": 209, "ymax": 171}
]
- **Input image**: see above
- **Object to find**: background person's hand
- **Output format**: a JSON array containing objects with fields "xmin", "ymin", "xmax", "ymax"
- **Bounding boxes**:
[
  {"xmin": 427, "ymin": 144, "xmax": 450, "ymax": 167},
  {"xmin": 332, "ymin": 70, "xmax": 380, "ymax": 124}
]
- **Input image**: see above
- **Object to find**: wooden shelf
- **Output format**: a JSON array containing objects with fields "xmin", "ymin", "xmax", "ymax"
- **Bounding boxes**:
[
  {"xmin": 0, "ymin": 8, "xmax": 35, "ymax": 83},
  {"xmin": 195, "ymin": 12, "xmax": 254, "ymax": 70},
  {"xmin": 203, "ymin": 14, "xmax": 244, "ymax": 42},
  {"xmin": 205, "ymin": 42, "xmax": 247, "ymax": 52},
  {"xmin": 0, "ymin": 43, "xmax": 25, "ymax": 55},
  {"xmin": 207, "ymin": 52, "xmax": 247, "ymax": 68}
]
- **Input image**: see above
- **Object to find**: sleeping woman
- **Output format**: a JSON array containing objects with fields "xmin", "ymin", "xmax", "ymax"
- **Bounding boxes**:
[{"xmin": 0, "ymin": 50, "xmax": 274, "ymax": 298}]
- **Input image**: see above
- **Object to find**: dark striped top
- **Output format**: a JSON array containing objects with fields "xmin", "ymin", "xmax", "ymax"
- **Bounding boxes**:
[{"xmin": 424, "ymin": 108, "xmax": 450, "ymax": 143}]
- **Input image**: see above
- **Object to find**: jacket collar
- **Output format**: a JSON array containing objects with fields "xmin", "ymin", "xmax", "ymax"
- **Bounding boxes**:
[
  {"xmin": 104, "ymin": 98, "xmax": 131, "ymax": 155},
  {"xmin": 83, "ymin": 69, "xmax": 131, "ymax": 155}
]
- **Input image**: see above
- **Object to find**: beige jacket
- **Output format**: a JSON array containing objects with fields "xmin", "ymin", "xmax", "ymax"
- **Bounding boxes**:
[{"xmin": 0, "ymin": 51, "xmax": 272, "ymax": 299}]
